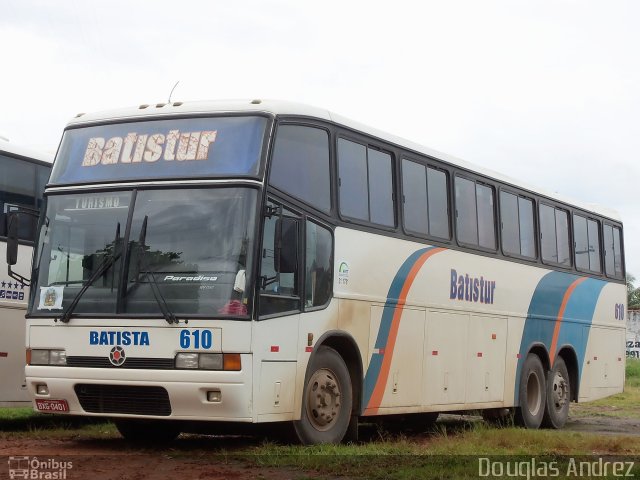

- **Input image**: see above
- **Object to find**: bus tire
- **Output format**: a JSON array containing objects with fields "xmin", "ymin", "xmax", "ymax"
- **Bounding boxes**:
[
  {"xmin": 514, "ymin": 353, "xmax": 546, "ymax": 429},
  {"xmin": 541, "ymin": 357, "xmax": 570, "ymax": 429},
  {"xmin": 114, "ymin": 419, "xmax": 181, "ymax": 443},
  {"xmin": 293, "ymin": 346, "xmax": 353, "ymax": 445}
]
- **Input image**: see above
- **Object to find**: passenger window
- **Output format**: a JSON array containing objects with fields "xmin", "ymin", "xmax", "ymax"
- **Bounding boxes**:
[
  {"xmin": 305, "ymin": 220, "xmax": 332, "ymax": 308},
  {"xmin": 402, "ymin": 159, "xmax": 450, "ymax": 239},
  {"xmin": 455, "ymin": 177, "xmax": 477, "ymax": 245},
  {"xmin": 476, "ymin": 184, "xmax": 496, "ymax": 249},
  {"xmin": 540, "ymin": 204, "xmax": 571, "ymax": 267},
  {"xmin": 500, "ymin": 192, "xmax": 535, "ymax": 259},
  {"xmin": 338, "ymin": 139, "xmax": 368, "ymax": 221},
  {"xmin": 402, "ymin": 160, "xmax": 428, "ymax": 235},
  {"xmin": 519, "ymin": 198, "xmax": 536, "ymax": 258},
  {"xmin": 455, "ymin": 176, "xmax": 495, "ymax": 249},
  {"xmin": 338, "ymin": 138, "xmax": 395, "ymax": 227},
  {"xmin": 270, "ymin": 125, "xmax": 331, "ymax": 213},
  {"xmin": 573, "ymin": 214, "xmax": 601, "ymax": 273},
  {"xmin": 555, "ymin": 210, "xmax": 571, "ymax": 267},
  {"xmin": 587, "ymin": 219, "xmax": 601, "ymax": 273},
  {"xmin": 574, "ymin": 215, "xmax": 589, "ymax": 270},
  {"xmin": 368, "ymin": 149, "xmax": 394, "ymax": 226},
  {"xmin": 613, "ymin": 226, "xmax": 623, "ymax": 277},
  {"xmin": 428, "ymin": 167, "xmax": 450, "ymax": 239}
]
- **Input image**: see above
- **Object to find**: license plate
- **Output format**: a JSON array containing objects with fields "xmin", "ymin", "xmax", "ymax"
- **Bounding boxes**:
[{"xmin": 35, "ymin": 399, "xmax": 69, "ymax": 413}]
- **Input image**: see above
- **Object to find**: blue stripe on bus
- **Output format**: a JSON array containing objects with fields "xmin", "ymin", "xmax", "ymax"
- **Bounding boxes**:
[
  {"xmin": 362, "ymin": 246, "xmax": 439, "ymax": 410},
  {"xmin": 514, "ymin": 271, "xmax": 606, "ymax": 404}
]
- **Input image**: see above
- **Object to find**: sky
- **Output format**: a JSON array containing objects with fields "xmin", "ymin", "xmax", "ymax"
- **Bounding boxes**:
[{"xmin": 1, "ymin": 0, "xmax": 639, "ymax": 279}]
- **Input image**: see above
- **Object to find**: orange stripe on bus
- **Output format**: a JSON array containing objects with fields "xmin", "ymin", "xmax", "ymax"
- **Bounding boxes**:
[
  {"xmin": 366, "ymin": 247, "xmax": 445, "ymax": 414},
  {"xmin": 549, "ymin": 277, "xmax": 587, "ymax": 366}
]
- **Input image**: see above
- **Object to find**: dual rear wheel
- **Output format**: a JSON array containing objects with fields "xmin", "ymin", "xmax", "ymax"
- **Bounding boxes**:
[{"xmin": 515, "ymin": 353, "xmax": 571, "ymax": 429}]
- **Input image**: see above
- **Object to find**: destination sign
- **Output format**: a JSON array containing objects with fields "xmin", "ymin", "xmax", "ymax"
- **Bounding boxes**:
[
  {"xmin": 49, "ymin": 116, "xmax": 267, "ymax": 185},
  {"xmin": 82, "ymin": 130, "xmax": 217, "ymax": 167}
]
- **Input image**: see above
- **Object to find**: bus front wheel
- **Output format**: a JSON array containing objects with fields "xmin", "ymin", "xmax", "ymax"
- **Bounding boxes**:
[
  {"xmin": 514, "ymin": 354, "xmax": 546, "ymax": 429},
  {"xmin": 293, "ymin": 346, "xmax": 353, "ymax": 445},
  {"xmin": 541, "ymin": 357, "xmax": 570, "ymax": 429}
]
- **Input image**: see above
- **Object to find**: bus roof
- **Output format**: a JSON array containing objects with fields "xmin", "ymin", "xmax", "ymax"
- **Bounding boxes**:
[
  {"xmin": 67, "ymin": 99, "xmax": 621, "ymax": 222},
  {"xmin": 0, "ymin": 138, "xmax": 53, "ymax": 165}
]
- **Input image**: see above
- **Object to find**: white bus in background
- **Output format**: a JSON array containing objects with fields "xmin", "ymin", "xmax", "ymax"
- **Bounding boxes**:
[
  {"xmin": 0, "ymin": 139, "xmax": 52, "ymax": 406},
  {"xmin": 7, "ymin": 100, "xmax": 626, "ymax": 443}
]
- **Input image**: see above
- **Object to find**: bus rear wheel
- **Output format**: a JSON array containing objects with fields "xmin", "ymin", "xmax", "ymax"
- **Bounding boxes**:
[
  {"xmin": 541, "ymin": 357, "xmax": 570, "ymax": 429},
  {"xmin": 293, "ymin": 346, "xmax": 353, "ymax": 445},
  {"xmin": 514, "ymin": 353, "xmax": 546, "ymax": 429},
  {"xmin": 114, "ymin": 419, "xmax": 181, "ymax": 443}
]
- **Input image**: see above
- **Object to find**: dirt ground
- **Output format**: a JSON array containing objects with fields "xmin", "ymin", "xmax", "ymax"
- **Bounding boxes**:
[{"xmin": 1, "ymin": 413, "xmax": 639, "ymax": 480}]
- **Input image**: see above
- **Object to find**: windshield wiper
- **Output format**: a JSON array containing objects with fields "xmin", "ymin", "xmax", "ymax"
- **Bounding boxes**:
[
  {"xmin": 146, "ymin": 271, "xmax": 177, "ymax": 324},
  {"xmin": 130, "ymin": 215, "xmax": 178, "ymax": 325},
  {"xmin": 58, "ymin": 223, "xmax": 121, "ymax": 324}
]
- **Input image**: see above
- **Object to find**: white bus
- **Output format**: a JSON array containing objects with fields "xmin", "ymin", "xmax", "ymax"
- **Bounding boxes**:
[
  {"xmin": 7, "ymin": 100, "xmax": 626, "ymax": 443},
  {"xmin": 1, "ymin": 140, "xmax": 51, "ymax": 406}
]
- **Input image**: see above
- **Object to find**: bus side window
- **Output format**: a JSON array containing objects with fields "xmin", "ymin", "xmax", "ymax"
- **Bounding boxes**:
[
  {"xmin": 269, "ymin": 125, "xmax": 331, "ymax": 214},
  {"xmin": 305, "ymin": 220, "xmax": 332, "ymax": 308},
  {"xmin": 0, "ymin": 155, "xmax": 38, "ymax": 241},
  {"xmin": 259, "ymin": 201, "xmax": 301, "ymax": 317},
  {"xmin": 540, "ymin": 204, "xmax": 571, "ymax": 267}
]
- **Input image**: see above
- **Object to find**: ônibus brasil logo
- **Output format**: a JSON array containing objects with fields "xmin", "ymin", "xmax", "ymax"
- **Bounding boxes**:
[{"xmin": 109, "ymin": 346, "xmax": 126, "ymax": 366}]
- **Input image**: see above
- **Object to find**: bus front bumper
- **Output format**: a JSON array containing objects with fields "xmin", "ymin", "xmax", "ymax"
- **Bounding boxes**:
[{"xmin": 25, "ymin": 357, "xmax": 254, "ymax": 422}]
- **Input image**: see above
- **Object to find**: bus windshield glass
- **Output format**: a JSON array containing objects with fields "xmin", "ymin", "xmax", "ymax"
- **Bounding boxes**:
[
  {"xmin": 31, "ymin": 188, "xmax": 257, "ymax": 318},
  {"xmin": 49, "ymin": 116, "xmax": 267, "ymax": 185}
]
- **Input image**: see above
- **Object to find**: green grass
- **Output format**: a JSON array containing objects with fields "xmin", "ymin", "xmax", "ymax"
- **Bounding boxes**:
[
  {"xmin": 0, "ymin": 407, "xmax": 116, "ymax": 439},
  {"xmin": 626, "ymin": 358, "xmax": 640, "ymax": 388},
  {"xmin": 245, "ymin": 425, "xmax": 640, "ymax": 480},
  {"xmin": 1, "ymin": 361, "xmax": 639, "ymax": 479}
]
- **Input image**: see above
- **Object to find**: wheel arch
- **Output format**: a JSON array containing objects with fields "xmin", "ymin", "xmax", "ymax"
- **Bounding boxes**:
[
  {"xmin": 556, "ymin": 345, "xmax": 580, "ymax": 402},
  {"xmin": 312, "ymin": 330, "xmax": 364, "ymax": 416},
  {"xmin": 526, "ymin": 342, "xmax": 551, "ymax": 373}
]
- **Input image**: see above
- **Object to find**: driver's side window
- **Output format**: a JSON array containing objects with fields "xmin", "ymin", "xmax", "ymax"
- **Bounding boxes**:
[{"xmin": 259, "ymin": 200, "xmax": 301, "ymax": 317}]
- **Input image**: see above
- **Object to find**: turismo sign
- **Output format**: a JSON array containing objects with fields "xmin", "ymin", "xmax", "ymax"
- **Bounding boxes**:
[{"xmin": 49, "ymin": 116, "xmax": 267, "ymax": 185}]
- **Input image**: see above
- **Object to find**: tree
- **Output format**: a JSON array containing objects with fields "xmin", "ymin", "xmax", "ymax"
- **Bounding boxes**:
[{"xmin": 628, "ymin": 274, "xmax": 640, "ymax": 309}]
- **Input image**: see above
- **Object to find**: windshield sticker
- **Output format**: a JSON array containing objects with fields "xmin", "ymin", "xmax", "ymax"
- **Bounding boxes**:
[
  {"xmin": 82, "ymin": 130, "xmax": 217, "ymax": 167},
  {"xmin": 38, "ymin": 286, "xmax": 64, "ymax": 310}
]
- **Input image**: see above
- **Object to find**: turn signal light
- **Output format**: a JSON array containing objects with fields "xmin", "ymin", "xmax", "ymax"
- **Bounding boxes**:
[{"xmin": 223, "ymin": 353, "xmax": 241, "ymax": 371}]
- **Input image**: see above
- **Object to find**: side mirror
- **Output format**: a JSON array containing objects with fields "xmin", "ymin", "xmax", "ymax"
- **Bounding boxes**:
[
  {"xmin": 6, "ymin": 213, "xmax": 19, "ymax": 266},
  {"xmin": 274, "ymin": 217, "xmax": 298, "ymax": 274}
]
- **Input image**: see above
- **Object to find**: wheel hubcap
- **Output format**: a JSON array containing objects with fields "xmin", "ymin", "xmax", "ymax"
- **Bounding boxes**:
[
  {"xmin": 306, "ymin": 368, "xmax": 342, "ymax": 431},
  {"xmin": 526, "ymin": 371, "xmax": 542, "ymax": 416},
  {"xmin": 551, "ymin": 371, "xmax": 568, "ymax": 411}
]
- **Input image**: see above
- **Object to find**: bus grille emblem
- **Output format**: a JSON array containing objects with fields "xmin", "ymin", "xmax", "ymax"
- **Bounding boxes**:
[{"xmin": 109, "ymin": 346, "xmax": 126, "ymax": 366}]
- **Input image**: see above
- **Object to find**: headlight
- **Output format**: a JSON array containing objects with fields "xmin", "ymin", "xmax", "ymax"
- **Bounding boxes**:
[
  {"xmin": 175, "ymin": 353, "xmax": 240, "ymax": 371},
  {"xmin": 175, "ymin": 352, "xmax": 199, "ymax": 369},
  {"xmin": 49, "ymin": 350, "xmax": 67, "ymax": 366},
  {"xmin": 29, "ymin": 349, "xmax": 67, "ymax": 366}
]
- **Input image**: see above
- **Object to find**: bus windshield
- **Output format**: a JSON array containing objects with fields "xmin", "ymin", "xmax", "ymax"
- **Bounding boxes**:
[
  {"xmin": 50, "ymin": 116, "xmax": 268, "ymax": 185},
  {"xmin": 31, "ymin": 188, "xmax": 257, "ymax": 318}
]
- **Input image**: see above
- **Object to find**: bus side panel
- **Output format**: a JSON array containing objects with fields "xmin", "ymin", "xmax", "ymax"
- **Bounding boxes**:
[
  {"xmin": 578, "ymin": 282, "xmax": 626, "ymax": 402},
  {"xmin": 0, "ymin": 241, "xmax": 31, "ymax": 406}
]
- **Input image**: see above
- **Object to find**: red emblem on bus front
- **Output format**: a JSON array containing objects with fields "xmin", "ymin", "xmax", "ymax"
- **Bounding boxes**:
[{"xmin": 109, "ymin": 346, "xmax": 126, "ymax": 366}]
